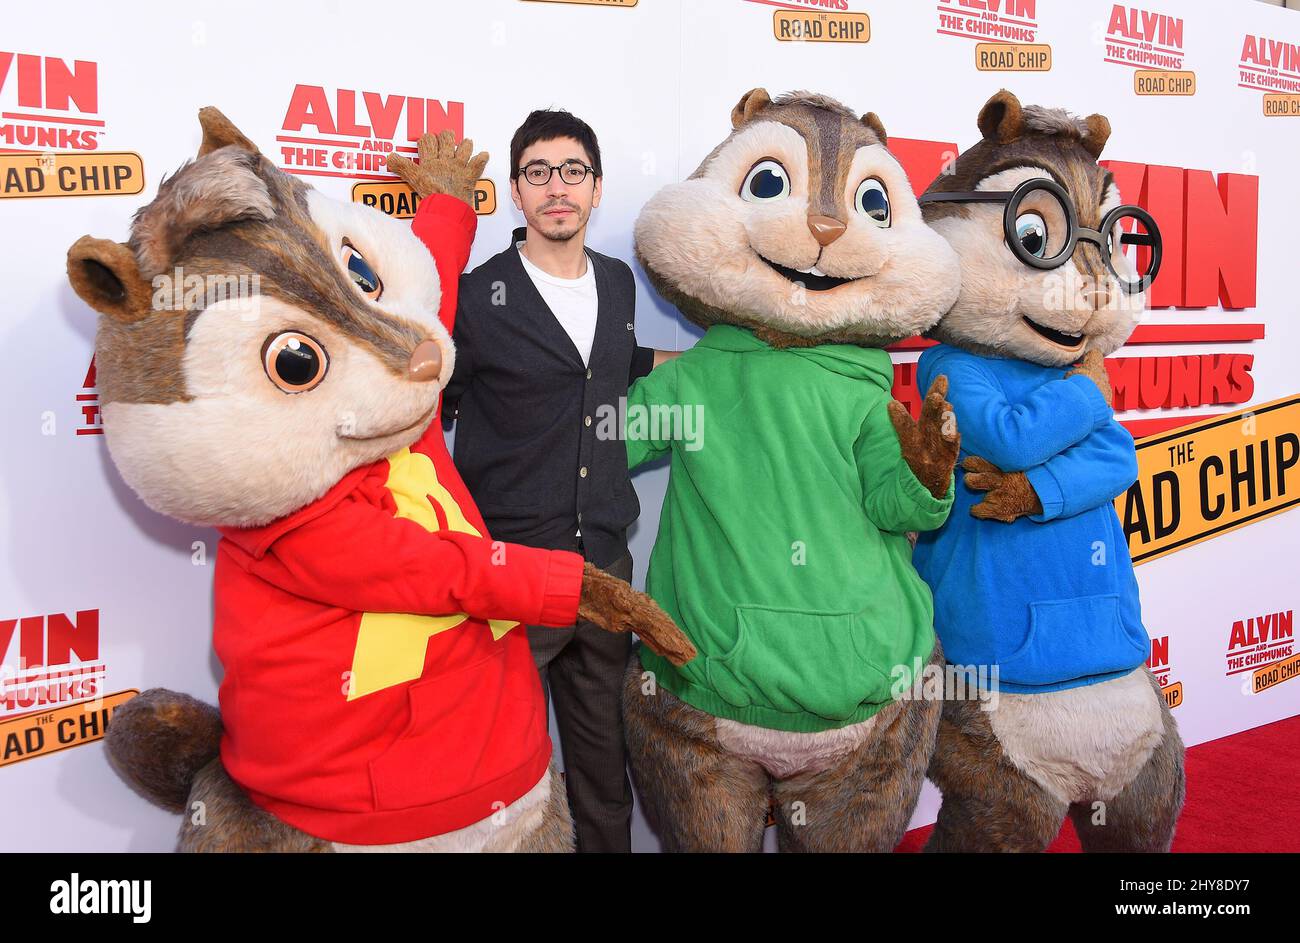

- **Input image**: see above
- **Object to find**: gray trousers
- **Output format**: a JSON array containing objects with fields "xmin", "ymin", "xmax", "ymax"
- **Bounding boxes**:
[{"xmin": 525, "ymin": 538, "xmax": 634, "ymax": 853}]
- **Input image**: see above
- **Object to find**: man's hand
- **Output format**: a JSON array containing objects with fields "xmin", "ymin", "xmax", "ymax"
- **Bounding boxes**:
[
  {"xmin": 385, "ymin": 129, "xmax": 488, "ymax": 206},
  {"xmin": 887, "ymin": 375, "xmax": 960, "ymax": 499},
  {"xmin": 1065, "ymin": 348, "xmax": 1113, "ymax": 408},
  {"xmin": 964, "ymin": 455, "xmax": 1043, "ymax": 522},
  {"xmin": 577, "ymin": 562, "xmax": 696, "ymax": 667}
]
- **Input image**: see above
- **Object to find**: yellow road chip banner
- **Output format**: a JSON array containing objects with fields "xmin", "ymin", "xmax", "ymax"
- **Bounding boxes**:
[
  {"xmin": 0, "ymin": 152, "xmax": 145, "ymax": 199},
  {"xmin": 1253, "ymin": 652, "xmax": 1300, "ymax": 694},
  {"xmin": 976, "ymin": 43, "xmax": 1052, "ymax": 71},
  {"xmin": 1119, "ymin": 396, "xmax": 1300, "ymax": 565},
  {"xmin": 352, "ymin": 178, "xmax": 496, "ymax": 218},
  {"xmin": 772, "ymin": 10, "xmax": 870, "ymax": 43},
  {"xmin": 0, "ymin": 689, "xmax": 138, "ymax": 767}
]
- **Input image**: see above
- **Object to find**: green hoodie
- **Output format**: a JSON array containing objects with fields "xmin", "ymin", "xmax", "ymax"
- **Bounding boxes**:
[{"xmin": 624, "ymin": 324, "xmax": 953, "ymax": 733}]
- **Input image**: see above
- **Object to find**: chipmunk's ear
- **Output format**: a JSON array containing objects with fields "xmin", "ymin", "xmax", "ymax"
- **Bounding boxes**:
[
  {"xmin": 977, "ymin": 89, "xmax": 1024, "ymax": 144},
  {"xmin": 861, "ymin": 111, "xmax": 887, "ymax": 146},
  {"xmin": 731, "ymin": 88, "xmax": 772, "ymax": 129},
  {"xmin": 67, "ymin": 236, "xmax": 155, "ymax": 323},
  {"xmin": 197, "ymin": 106, "xmax": 260, "ymax": 158},
  {"xmin": 1081, "ymin": 113, "xmax": 1111, "ymax": 158}
]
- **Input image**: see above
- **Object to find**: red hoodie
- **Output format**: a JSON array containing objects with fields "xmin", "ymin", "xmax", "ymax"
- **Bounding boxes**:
[{"xmin": 213, "ymin": 193, "xmax": 583, "ymax": 844}]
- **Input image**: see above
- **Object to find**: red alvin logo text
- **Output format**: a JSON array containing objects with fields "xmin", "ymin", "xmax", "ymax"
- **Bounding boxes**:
[
  {"xmin": 935, "ymin": 0, "xmax": 1038, "ymax": 44},
  {"xmin": 0, "ymin": 52, "xmax": 103, "ymax": 152},
  {"xmin": 1239, "ymin": 34, "xmax": 1300, "ymax": 94},
  {"xmin": 1225, "ymin": 610, "xmax": 1294, "ymax": 677},
  {"xmin": 76, "ymin": 356, "xmax": 100, "ymax": 436},
  {"xmin": 1147, "ymin": 634, "xmax": 1170, "ymax": 682},
  {"xmin": 277, "ymin": 84, "xmax": 464, "ymax": 182},
  {"xmin": 1147, "ymin": 635, "xmax": 1182, "ymax": 707},
  {"xmin": 1104, "ymin": 5, "xmax": 1185, "ymax": 70},
  {"xmin": 1, "ymin": 609, "xmax": 103, "ymax": 718}
]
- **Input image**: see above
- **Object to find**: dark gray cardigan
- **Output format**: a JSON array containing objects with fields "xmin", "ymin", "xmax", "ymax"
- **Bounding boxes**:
[{"xmin": 443, "ymin": 226, "xmax": 655, "ymax": 568}]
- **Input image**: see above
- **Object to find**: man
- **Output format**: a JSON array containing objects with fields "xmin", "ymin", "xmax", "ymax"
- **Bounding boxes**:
[{"xmin": 402, "ymin": 110, "xmax": 677, "ymax": 852}]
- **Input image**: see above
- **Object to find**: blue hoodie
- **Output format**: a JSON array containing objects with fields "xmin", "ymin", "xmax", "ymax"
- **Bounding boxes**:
[{"xmin": 912, "ymin": 344, "xmax": 1150, "ymax": 693}]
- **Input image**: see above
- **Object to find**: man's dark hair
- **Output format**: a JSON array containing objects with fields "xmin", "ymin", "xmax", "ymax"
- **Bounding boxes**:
[{"xmin": 509, "ymin": 108, "xmax": 602, "ymax": 180}]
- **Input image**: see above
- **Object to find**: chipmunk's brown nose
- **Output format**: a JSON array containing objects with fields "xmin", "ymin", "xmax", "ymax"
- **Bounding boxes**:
[
  {"xmin": 807, "ymin": 215, "xmax": 847, "ymax": 247},
  {"xmin": 408, "ymin": 340, "xmax": 443, "ymax": 382}
]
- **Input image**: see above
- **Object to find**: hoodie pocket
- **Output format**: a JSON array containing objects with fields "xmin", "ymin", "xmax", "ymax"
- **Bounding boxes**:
[
  {"xmin": 368, "ymin": 647, "xmax": 543, "ymax": 811},
  {"xmin": 999, "ymin": 593, "xmax": 1148, "ymax": 687},
  {"xmin": 706, "ymin": 606, "xmax": 891, "ymax": 721}
]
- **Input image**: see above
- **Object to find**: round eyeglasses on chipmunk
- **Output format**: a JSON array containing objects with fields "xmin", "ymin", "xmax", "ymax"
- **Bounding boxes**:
[{"xmin": 919, "ymin": 177, "xmax": 1162, "ymax": 294}]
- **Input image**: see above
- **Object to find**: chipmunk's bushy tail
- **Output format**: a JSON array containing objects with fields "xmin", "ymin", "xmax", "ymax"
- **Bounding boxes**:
[{"xmin": 106, "ymin": 688, "xmax": 222, "ymax": 812}]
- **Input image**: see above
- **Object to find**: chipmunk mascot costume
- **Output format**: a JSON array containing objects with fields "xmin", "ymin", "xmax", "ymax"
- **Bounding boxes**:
[
  {"xmin": 912, "ymin": 90, "xmax": 1185, "ymax": 852},
  {"xmin": 67, "ymin": 108, "xmax": 693, "ymax": 853},
  {"xmin": 620, "ymin": 88, "xmax": 964, "ymax": 852}
]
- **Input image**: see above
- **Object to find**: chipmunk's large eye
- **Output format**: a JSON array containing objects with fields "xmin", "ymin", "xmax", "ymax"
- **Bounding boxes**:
[
  {"xmin": 341, "ymin": 239, "xmax": 382, "ymax": 300},
  {"xmin": 855, "ymin": 177, "xmax": 890, "ymax": 227},
  {"xmin": 740, "ymin": 159, "xmax": 790, "ymax": 203},
  {"xmin": 263, "ymin": 332, "xmax": 328, "ymax": 394},
  {"xmin": 1014, "ymin": 212, "xmax": 1048, "ymax": 258}
]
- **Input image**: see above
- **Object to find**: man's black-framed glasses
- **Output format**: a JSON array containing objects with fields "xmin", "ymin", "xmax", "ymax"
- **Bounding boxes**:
[
  {"xmin": 918, "ymin": 178, "xmax": 1162, "ymax": 294},
  {"xmin": 517, "ymin": 159, "xmax": 596, "ymax": 187}
]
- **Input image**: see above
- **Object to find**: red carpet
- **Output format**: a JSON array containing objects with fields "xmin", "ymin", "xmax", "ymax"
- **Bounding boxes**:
[{"xmin": 896, "ymin": 713, "xmax": 1300, "ymax": 852}]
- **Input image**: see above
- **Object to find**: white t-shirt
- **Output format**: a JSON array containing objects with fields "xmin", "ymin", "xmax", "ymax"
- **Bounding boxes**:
[{"xmin": 516, "ymin": 241, "xmax": 598, "ymax": 366}]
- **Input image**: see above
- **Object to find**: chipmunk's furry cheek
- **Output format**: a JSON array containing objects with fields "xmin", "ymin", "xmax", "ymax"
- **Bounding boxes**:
[
  {"xmin": 928, "ymin": 209, "xmax": 1038, "ymax": 359},
  {"xmin": 102, "ymin": 397, "xmax": 357, "ymax": 528},
  {"xmin": 744, "ymin": 197, "xmax": 820, "ymax": 272},
  {"xmin": 1013, "ymin": 257, "xmax": 1145, "ymax": 366},
  {"xmin": 1012, "ymin": 266, "xmax": 1140, "ymax": 367},
  {"xmin": 99, "ymin": 296, "xmax": 444, "ymax": 528},
  {"xmin": 824, "ymin": 218, "xmax": 961, "ymax": 339},
  {"xmin": 633, "ymin": 176, "xmax": 755, "ymax": 314},
  {"xmin": 1085, "ymin": 293, "xmax": 1144, "ymax": 358}
]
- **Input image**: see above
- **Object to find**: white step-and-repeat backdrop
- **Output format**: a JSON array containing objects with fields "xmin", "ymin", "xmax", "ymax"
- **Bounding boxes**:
[{"xmin": 2, "ymin": 0, "xmax": 1298, "ymax": 851}]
